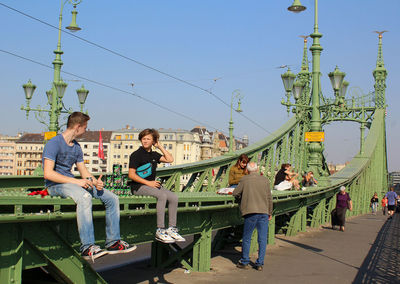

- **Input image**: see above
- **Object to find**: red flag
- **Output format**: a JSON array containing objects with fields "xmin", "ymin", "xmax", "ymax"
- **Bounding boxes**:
[{"xmin": 98, "ymin": 130, "xmax": 105, "ymax": 160}]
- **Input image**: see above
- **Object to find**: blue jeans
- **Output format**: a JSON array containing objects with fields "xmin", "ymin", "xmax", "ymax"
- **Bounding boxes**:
[
  {"xmin": 47, "ymin": 183, "xmax": 120, "ymax": 252},
  {"xmin": 240, "ymin": 213, "xmax": 269, "ymax": 266},
  {"xmin": 371, "ymin": 202, "xmax": 378, "ymax": 213}
]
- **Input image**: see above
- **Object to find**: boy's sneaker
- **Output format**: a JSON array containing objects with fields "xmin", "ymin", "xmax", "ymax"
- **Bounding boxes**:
[
  {"xmin": 155, "ymin": 228, "xmax": 175, "ymax": 243},
  {"xmin": 106, "ymin": 240, "xmax": 137, "ymax": 255},
  {"xmin": 166, "ymin": 227, "xmax": 186, "ymax": 242},
  {"xmin": 81, "ymin": 245, "xmax": 108, "ymax": 262}
]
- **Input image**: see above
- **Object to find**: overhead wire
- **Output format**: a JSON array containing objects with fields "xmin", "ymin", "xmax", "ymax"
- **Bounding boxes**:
[
  {"xmin": 0, "ymin": 48, "xmax": 234, "ymax": 137},
  {"xmin": 0, "ymin": 2, "xmax": 276, "ymax": 137}
]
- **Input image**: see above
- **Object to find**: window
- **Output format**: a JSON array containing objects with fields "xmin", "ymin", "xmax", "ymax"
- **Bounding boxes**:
[
  {"xmin": 163, "ymin": 144, "xmax": 167, "ymax": 148},
  {"xmin": 124, "ymin": 154, "xmax": 128, "ymax": 159},
  {"xmin": 93, "ymin": 145, "xmax": 98, "ymax": 149},
  {"xmin": 179, "ymin": 135, "xmax": 183, "ymax": 140},
  {"xmin": 92, "ymin": 168, "xmax": 98, "ymax": 172},
  {"xmin": 169, "ymin": 144, "xmax": 173, "ymax": 150},
  {"xmin": 92, "ymin": 152, "xmax": 97, "ymax": 156},
  {"xmin": 130, "ymin": 145, "xmax": 133, "ymax": 149},
  {"xmin": 130, "ymin": 135, "xmax": 133, "ymax": 140},
  {"xmin": 125, "ymin": 134, "xmax": 129, "ymax": 140},
  {"xmin": 169, "ymin": 135, "xmax": 173, "ymax": 139},
  {"xmin": 164, "ymin": 135, "xmax": 168, "ymax": 140},
  {"xmin": 125, "ymin": 145, "xmax": 129, "ymax": 149},
  {"xmin": 84, "ymin": 160, "xmax": 90, "ymax": 164},
  {"xmin": 115, "ymin": 135, "xmax": 121, "ymax": 140},
  {"xmin": 117, "ymin": 155, "xmax": 121, "ymax": 159},
  {"xmin": 104, "ymin": 145, "xmax": 108, "ymax": 149},
  {"xmin": 93, "ymin": 160, "xmax": 99, "ymax": 164}
]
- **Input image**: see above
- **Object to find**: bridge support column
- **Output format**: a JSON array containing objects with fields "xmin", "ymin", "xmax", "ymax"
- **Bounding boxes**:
[
  {"xmin": 286, "ymin": 206, "xmax": 307, "ymax": 237},
  {"xmin": 192, "ymin": 225, "xmax": 212, "ymax": 272},
  {"xmin": 0, "ymin": 224, "xmax": 23, "ymax": 284},
  {"xmin": 311, "ymin": 199, "xmax": 326, "ymax": 228}
]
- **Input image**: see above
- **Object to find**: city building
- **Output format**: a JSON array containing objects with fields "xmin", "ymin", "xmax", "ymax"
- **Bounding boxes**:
[
  {"xmin": 0, "ymin": 134, "xmax": 21, "ymax": 176},
  {"xmin": 191, "ymin": 126, "xmax": 249, "ymax": 159},
  {"xmin": 72, "ymin": 130, "xmax": 112, "ymax": 175},
  {"xmin": 328, "ymin": 162, "xmax": 350, "ymax": 174},
  {"xmin": 389, "ymin": 172, "xmax": 400, "ymax": 188},
  {"xmin": 15, "ymin": 133, "xmax": 44, "ymax": 176}
]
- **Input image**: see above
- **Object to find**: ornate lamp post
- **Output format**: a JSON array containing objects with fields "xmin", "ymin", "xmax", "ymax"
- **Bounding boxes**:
[
  {"xmin": 283, "ymin": 0, "xmax": 382, "ymax": 175},
  {"xmin": 286, "ymin": 0, "xmax": 325, "ymax": 175},
  {"xmin": 228, "ymin": 89, "xmax": 243, "ymax": 153},
  {"xmin": 21, "ymin": 0, "xmax": 89, "ymax": 134}
]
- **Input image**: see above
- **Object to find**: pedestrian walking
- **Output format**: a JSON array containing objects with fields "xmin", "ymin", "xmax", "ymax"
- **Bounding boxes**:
[
  {"xmin": 381, "ymin": 196, "xmax": 388, "ymax": 215},
  {"xmin": 332, "ymin": 186, "xmax": 353, "ymax": 232},
  {"xmin": 385, "ymin": 187, "xmax": 398, "ymax": 219},
  {"xmin": 370, "ymin": 192, "xmax": 379, "ymax": 215}
]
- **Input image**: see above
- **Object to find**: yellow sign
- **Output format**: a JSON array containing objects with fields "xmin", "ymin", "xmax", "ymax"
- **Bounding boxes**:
[
  {"xmin": 305, "ymin": 132, "xmax": 325, "ymax": 142},
  {"xmin": 44, "ymin": 131, "xmax": 57, "ymax": 141}
]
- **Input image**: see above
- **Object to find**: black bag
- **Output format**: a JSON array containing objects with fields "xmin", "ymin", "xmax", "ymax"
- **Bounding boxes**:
[{"xmin": 331, "ymin": 208, "xmax": 339, "ymax": 226}]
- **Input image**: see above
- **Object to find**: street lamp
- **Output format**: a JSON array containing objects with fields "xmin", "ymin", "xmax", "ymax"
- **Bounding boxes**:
[
  {"xmin": 228, "ymin": 89, "xmax": 243, "ymax": 153},
  {"xmin": 328, "ymin": 66, "xmax": 346, "ymax": 104},
  {"xmin": 281, "ymin": 68, "xmax": 297, "ymax": 114},
  {"xmin": 21, "ymin": 0, "xmax": 88, "ymax": 133}
]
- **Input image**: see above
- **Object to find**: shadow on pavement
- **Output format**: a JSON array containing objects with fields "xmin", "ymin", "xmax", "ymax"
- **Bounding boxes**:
[{"xmin": 353, "ymin": 214, "xmax": 400, "ymax": 284}]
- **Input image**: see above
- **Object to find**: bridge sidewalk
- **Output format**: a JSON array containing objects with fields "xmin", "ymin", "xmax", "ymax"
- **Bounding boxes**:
[{"xmin": 100, "ymin": 212, "xmax": 400, "ymax": 284}]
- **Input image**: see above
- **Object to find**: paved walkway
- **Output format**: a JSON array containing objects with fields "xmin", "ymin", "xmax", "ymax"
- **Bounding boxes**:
[{"xmin": 100, "ymin": 212, "xmax": 400, "ymax": 284}]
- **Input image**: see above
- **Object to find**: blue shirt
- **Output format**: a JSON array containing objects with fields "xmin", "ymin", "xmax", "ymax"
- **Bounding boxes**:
[
  {"xmin": 42, "ymin": 134, "xmax": 84, "ymax": 187},
  {"xmin": 385, "ymin": 191, "xmax": 398, "ymax": 206}
]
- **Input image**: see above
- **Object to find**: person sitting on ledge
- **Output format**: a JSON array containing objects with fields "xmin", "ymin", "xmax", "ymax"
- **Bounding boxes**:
[
  {"xmin": 128, "ymin": 128, "xmax": 186, "ymax": 244},
  {"xmin": 301, "ymin": 171, "xmax": 318, "ymax": 188},
  {"xmin": 228, "ymin": 154, "xmax": 250, "ymax": 188},
  {"xmin": 273, "ymin": 163, "xmax": 300, "ymax": 191},
  {"xmin": 43, "ymin": 112, "xmax": 136, "ymax": 261}
]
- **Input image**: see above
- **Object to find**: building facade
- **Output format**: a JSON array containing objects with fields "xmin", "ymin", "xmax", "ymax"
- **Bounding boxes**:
[
  {"xmin": 72, "ymin": 131, "xmax": 112, "ymax": 175},
  {"xmin": 0, "ymin": 134, "xmax": 20, "ymax": 176},
  {"xmin": 191, "ymin": 126, "xmax": 249, "ymax": 159},
  {"xmin": 15, "ymin": 133, "xmax": 44, "ymax": 176}
]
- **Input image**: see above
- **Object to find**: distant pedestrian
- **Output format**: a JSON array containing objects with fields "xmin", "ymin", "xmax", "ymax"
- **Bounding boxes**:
[
  {"xmin": 370, "ymin": 193, "xmax": 379, "ymax": 215},
  {"xmin": 381, "ymin": 196, "xmax": 388, "ymax": 215},
  {"xmin": 385, "ymin": 187, "xmax": 398, "ymax": 219},
  {"xmin": 332, "ymin": 186, "xmax": 353, "ymax": 232},
  {"xmin": 233, "ymin": 162, "xmax": 273, "ymax": 271}
]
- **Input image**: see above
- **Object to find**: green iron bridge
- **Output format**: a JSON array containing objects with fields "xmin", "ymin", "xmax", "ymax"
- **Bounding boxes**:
[{"xmin": 0, "ymin": 7, "xmax": 389, "ymax": 284}]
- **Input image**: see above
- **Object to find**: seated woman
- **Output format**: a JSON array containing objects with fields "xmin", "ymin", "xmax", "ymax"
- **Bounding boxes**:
[
  {"xmin": 301, "ymin": 171, "xmax": 318, "ymax": 188},
  {"xmin": 128, "ymin": 128, "xmax": 185, "ymax": 244},
  {"xmin": 274, "ymin": 163, "xmax": 300, "ymax": 191},
  {"xmin": 228, "ymin": 154, "xmax": 249, "ymax": 188}
]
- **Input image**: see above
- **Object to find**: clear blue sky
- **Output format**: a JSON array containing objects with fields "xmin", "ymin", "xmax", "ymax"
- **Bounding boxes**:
[{"xmin": 1, "ymin": 0, "xmax": 399, "ymax": 171}]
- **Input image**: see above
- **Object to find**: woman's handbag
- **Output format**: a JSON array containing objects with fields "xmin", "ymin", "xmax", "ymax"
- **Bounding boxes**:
[
  {"xmin": 331, "ymin": 208, "xmax": 339, "ymax": 226},
  {"xmin": 136, "ymin": 163, "xmax": 152, "ymax": 178}
]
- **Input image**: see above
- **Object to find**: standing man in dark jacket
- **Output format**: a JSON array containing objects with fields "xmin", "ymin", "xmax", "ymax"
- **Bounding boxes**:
[{"xmin": 233, "ymin": 162, "xmax": 273, "ymax": 271}]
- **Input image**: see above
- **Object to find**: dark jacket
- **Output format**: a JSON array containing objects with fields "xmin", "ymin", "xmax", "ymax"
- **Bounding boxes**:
[{"xmin": 233, "ymin": 172, "xmax": 273, "ymax": 216}]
